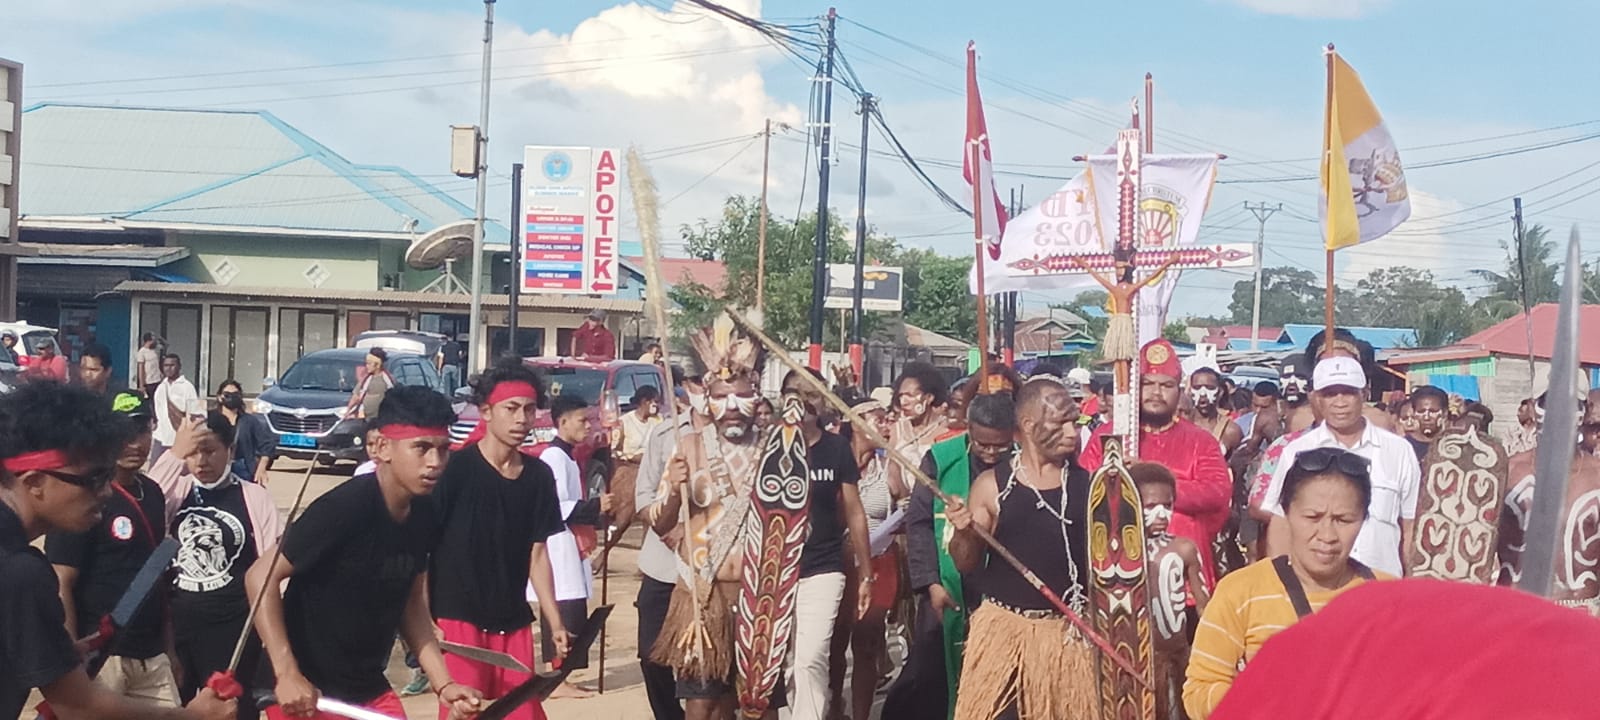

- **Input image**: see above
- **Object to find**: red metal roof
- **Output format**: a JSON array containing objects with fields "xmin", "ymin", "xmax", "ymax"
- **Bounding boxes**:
[
  {"xmin": 625, "ymin": 256, "xmax": 726, "ymax": 290},
  {"xmin": 1388, "ymin": 304, "xmax": 1600, "ymax": 366}
]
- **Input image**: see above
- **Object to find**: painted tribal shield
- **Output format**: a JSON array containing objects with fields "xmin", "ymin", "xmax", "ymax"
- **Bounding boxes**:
[
  {"xmin": 735, "ymin": 395, "xmax": 811, "ymax": 717},
  {"xmin": 1408, "ymin": 429, "xmax": 1508, "ymax": 584},
  {"xmin": 1087, "ymin": 435, "xmax": 1154, "ymax": 720}
]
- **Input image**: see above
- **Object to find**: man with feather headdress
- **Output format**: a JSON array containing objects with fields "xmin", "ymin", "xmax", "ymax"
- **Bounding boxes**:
[{"xmin": 642, "ymin": 314, "xmax": 786, "ymax": 720}]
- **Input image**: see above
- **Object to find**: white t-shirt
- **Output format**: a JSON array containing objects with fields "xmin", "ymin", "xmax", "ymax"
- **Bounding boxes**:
[
  {"xmin": 136, "ymin": 347, "xmax": 162, "ymax": 385},
  {"xmin": 152, "ymin": 376, "xmax": 203, "ymax": 446},
  {"xmin": 1258, "ymin": 421, "xmax": 1421, "ymax": 576},
  {"xmin": 526, "ymin": 444, "xmax": 593, "ymax": 603}
]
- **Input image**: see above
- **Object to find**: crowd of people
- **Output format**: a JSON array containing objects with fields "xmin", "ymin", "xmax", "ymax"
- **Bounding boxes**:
[{"xmin": 2, "ymin": 318, "xmax": 1594, "ymax": 720}]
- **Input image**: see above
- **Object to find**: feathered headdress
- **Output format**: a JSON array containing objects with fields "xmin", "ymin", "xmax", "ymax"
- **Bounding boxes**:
[{"xmin": 688, "ymin": 308, "xmax": 765, "ymax": 384}]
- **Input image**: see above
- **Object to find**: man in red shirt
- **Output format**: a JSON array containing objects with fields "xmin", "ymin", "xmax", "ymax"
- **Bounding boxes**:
[
  {"xmin": 1079, "ymin": 338, "xmax": 1232, "ymax": 588},
  {"xmin": 24, "ymin": 340, "xmax": 68, "ymax": 383},
  {"xmin": 570, "ymin": 310, "xmax": 616, "ymax": 362}
]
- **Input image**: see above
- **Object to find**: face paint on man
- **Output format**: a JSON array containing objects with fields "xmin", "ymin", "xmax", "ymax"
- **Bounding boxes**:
[
  {"xmin": 707, "ymin": 378, "xmax": 757, "ymax": 440},
  {"xmin": 1188, "ymin": 376, "xmax": 1222, "ymax": 415}
]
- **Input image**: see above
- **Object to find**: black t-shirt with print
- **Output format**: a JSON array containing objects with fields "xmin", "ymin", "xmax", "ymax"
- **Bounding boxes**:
[
  {"xmin": 799, "ymin": 431, "xmax": 862, "ymax": 578},
  {"xmin": 282, "ymin": 474, "xmax": 439, "ymax": 703},
  {"xmin": 170, "ymin": 480, "xmax": 260, "ymax": 632},
  {"xmin": 1, "ymin": 503, "xmax": 80, "ymax": 720},
  {"xmin": 430, "ymin": 445, "xmax": 566, "ymax": 632},
  {"xmin": 45, "ymin": 475, "xmax": 169, "ymax": 659}
]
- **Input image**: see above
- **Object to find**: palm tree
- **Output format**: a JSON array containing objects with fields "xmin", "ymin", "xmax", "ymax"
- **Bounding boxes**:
[{"xmin": 1470, "ymin": 223, "xmax": 1558, "ymax": 325}]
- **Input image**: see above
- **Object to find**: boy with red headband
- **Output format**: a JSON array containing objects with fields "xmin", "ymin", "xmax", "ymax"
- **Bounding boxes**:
[
  {"xmin": 428, "ymin": 360, "xmax": 574, "ymax": 719},
  {"xmin": 0, "ymin": 382, "xmax": 235, "ymax": 720},
  {"xmin": 244, "ymin": 385, "xmax": 483, "ymax": 719}
]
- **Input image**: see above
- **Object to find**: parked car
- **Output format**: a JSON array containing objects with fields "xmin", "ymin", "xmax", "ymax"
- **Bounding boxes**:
[
  {"xmin": 1228, "ymin": 365, "xmax": 1280, "ymax": 391},
  {"xmin": 353, "ymin": 329, "xmax": 448, "ymax": 360},
  {"xmin": 450, "ymin": 357, "xmax": 668, "ymax": 497},
  {"xmin": 257, "ymin": 347, "xmax": 445, "ymax": 463},
  {"xmin": 0, "ymin": 323, "xmax": 62, "ymax": 391}
]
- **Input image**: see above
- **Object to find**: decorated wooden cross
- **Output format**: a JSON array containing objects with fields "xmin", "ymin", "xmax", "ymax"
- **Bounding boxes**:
[{"xmin": 1015, "ymin": 127, "xmax": 1253, "ymax": 459}]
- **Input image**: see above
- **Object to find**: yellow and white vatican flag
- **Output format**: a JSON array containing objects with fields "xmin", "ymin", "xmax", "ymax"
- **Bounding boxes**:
[{"xmin": 1322, "ymin": 46, "xmax": 1410, "ymax": 250}]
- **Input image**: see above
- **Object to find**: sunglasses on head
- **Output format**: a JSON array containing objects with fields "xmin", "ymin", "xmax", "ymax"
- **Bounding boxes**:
[{"xmin": 1291, "ymin": 447, "xmax": 1370, "ymax": 479}]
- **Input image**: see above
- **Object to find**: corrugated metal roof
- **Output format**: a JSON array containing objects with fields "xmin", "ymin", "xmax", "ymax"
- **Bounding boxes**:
[
  {"xmin": 19, "ymin": 104, "xmax": 504, "ymax": 238},
  {"xmin": 1280, "ymin": 323, "xmax": 1418, "ymax": 351},
  {"xmin": 904, "ymin": 323, "xmax": 970, "ymax": 350},
  {"xmin": 110, "ymin": 280, "xmax": 644, "ymax": 313},
  {"xmin": 20, "ymin": 243, "xmax": 188, "ymax": 266},
  {"xmin": 1387, "ymin": 304, "xmax": 1600, "ymax": 367}
]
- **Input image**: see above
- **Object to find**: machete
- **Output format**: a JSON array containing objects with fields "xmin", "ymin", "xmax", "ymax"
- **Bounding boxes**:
[
  {"xmin": 36, "ymin": 537, "xmax": 180, "ymax": 720},
  {"xmin": 476, "ymin": 605, "xmax": 614, "ymax": 720},
  {"xmin": 254, "ymin": 695, "xmax": 403, "ymax": 720},
  {"xmin": 1519, "ymin": 226, "xmax": 1583, "ymax": 597},
  {"xmin": 440, "ymin": 640, "xmax": 532, "ymax": 674}
]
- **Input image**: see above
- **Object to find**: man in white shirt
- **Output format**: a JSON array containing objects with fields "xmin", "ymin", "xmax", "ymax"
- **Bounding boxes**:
[
  {"xmin": 532, "ymin": 395, "xmax": 611, "ymax": 699},
  {"xmin": 1260, "ymin": 356, "xmax": 1421, "ymax": 576},
  {"xmin": 151, "ymin": 353, "xmax": 202, "ymax": 461}
]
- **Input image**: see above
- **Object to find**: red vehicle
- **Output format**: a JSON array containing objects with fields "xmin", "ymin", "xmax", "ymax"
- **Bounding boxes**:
[{"xmin": 450, "ymin": 357, "xmax": 669, "ymax": 497}]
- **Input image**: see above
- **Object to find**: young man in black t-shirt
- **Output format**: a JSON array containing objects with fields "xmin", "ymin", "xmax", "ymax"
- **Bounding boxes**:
[
  {"xmin": 0, "ymin": 382, "xmax": 235, "ymax": 720},
  {"xmin": 246, "ymin": 385, "xmax": 483, "ymax": 720},
  {"xmin": 46, "ymin": 392, "xmax": 179, "ymax": 706},
  {"xmin": 430, "ymin": 360, "xmax": 572, "ymax": 720},
  {"xmin": 780, "ymin": 369, "xmax": 872, "ymax": 720}
]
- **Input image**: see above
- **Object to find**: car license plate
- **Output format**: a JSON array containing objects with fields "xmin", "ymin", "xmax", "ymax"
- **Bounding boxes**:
[{"xmin": 281, "ymin": 433, "xmax": 317, "ymax": 449}]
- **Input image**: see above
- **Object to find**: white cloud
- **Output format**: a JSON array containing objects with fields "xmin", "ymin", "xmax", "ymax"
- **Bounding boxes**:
[
  {"xmin": 1218, "ymin": 0, "xmax": 1394, "ymax": 19},
  {"xmin": 1336, "ymin": 189, "xmax": 1506, "ymax": 290}
]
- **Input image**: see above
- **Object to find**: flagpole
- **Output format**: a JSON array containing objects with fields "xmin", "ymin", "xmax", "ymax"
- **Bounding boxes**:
[
  {"xmin": 971, "ymin": 140, "xmax": 991, "ymax": 392},
  {"xmin": 1144, "ymin": 72, "xmax": 1154, "ymax": 154},
  {"xmin": 1323, "ymin": 44, "xmax": 1337, "ymax": 346}
]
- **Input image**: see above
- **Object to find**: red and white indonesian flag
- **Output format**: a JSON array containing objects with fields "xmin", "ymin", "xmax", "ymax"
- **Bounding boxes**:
[
  {"xmin": 1321, "ymin": 48, "xmax": 1409, "ymax": 250},
  {"xmin": 978, "ymin": 153, "xmax": 1218, "ymax": 341},
  {"xmin": 963, "ymin": 42, "xmax": 1008, "ymax": 269}
]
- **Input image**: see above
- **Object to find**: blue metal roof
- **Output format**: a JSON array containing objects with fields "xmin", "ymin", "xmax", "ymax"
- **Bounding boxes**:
[
  {"xmin": 19, "ymin": 103, "xmax": 504, "ymax": 238},
  {"xmin": 1279, "ymin": 323, "xmax": 1418, "ymax": 351},
  {"xmin": 1226, "ymin": 338, "xmax": 1300, "ymax": 352}
]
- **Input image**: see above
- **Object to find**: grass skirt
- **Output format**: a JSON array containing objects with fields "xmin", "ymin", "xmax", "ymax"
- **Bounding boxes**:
[
  {"xmin": 650, "ymin": 580, "xmax": 737, "ymax": 682},
  {"xmin": 953, "ymin": 602, "xmax": 1097, "ymax": 720},
  {"xmin": 1104, "ymin": 313, "xmax": 1136, "ymax": 362}
]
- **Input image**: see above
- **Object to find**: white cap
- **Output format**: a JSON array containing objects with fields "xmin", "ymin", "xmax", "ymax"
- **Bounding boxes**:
[
  {"xmin": 1067, "ymin": 367, "xmax": 1092, "ymax": 384},
  {"xmin": 1312, "ymin": 356, "xmax": 1367, "ymax": 391}
]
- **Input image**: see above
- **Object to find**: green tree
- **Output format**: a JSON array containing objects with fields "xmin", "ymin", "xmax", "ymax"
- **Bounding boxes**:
[
  {"xmin": 670, "ymin": 195, "xmax": 985, "ymax": 347},
  {"xmin": 1470, "ymin": 223, "xmax": 1558, "ymax": 325},
  {"xmin": 1228, "ymin": 267, "xmax": 1322, "ymax": 327},
  {"xmin": 899, "ymin": 248, "xmax": 978, "ymax": 343},
  {"xmin": 1162, "ymin": 321, "xmax": 1191, "ymax": 343},
  {"xmin": 1337, "ymin": 266, "xmax": 1472, "ymax": 346}
]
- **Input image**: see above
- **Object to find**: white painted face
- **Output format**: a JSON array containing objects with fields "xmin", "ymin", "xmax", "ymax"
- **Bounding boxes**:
[
  {"xmin": 1189, "ymin": 386, "xmax": 1220, "ymax": 407},
  {"xmin": 1144, "ymin": 503, "xmax": 1173, "ymax": 535}
]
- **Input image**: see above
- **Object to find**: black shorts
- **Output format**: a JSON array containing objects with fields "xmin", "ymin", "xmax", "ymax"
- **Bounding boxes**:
[
  {"xmin": 539, "ymin": 599, "xmax": 592, "ymax": 670},
  {"xmin": 676, "ymin": 673, "xmax": 787, "ymax": 707}
]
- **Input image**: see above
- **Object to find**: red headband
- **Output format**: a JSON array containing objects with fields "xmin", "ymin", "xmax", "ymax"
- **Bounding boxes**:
[
  {"xmin": 487, "ymin": 381, "xmax": 538, "ymax": 407},
  {"xmin": 3, "ymin": 449, "xmax": 70, "ymax": 474},
  {"xmin": 379, "ymin": 424, "xmax": 451, "ymax": 441}
]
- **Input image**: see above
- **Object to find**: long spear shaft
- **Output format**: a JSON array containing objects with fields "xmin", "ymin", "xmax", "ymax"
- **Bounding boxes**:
[{"xmin": 723, "ymin": 307, "xmax": 1149, "ymax": 689}]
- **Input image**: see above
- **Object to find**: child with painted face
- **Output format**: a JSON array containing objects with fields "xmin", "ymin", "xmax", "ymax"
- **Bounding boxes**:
[{"xmin": 1132, "ymin": 462, "xmax": 1211, "ymax": 720}]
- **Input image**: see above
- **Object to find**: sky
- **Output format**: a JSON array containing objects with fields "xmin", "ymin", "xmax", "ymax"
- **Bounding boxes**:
[{"xmin": 9, "ymin": 0, "xmax": 1600, "ymax": 322}]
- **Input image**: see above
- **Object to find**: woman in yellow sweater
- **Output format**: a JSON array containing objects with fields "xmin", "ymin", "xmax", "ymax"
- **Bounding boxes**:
[{"xmin": 1183, "ymin": 447, "xmax": 1391, "ymax": 719}]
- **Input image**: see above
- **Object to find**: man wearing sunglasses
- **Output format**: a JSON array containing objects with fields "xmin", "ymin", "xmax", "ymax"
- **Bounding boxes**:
[
  {"xmin": 0, "ymin": 382, "xmax": 235, "ymax": 720},
  {"xmin": 885, "ymin": 392, "xmax": 1015, "ymax": 720},
  {"xmin": 1260, "ymin": 356, "xmax": 1422, "ymax": 577}
]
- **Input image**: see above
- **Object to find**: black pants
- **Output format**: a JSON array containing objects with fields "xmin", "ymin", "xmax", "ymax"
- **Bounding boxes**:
[
  {"xmin": 173, "ymin": 614, "xmax": 266, "ymax": 720},
  {"xmin": 539, "ymin": 598, "xmax": 592, "ymax": 670},
  {"xmin": 636, "ymin": 576, "xmax": 685, "ymax": 720},
  {"xmin": 882, "ymin": 594, "xmax": 951, "ymax": 719}
]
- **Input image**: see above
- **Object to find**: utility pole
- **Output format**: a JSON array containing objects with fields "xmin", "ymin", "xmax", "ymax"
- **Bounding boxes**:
[
  {"xmin": 757, "ymin": 118, "xmax": 771, "ymax": 317},
  {"xmin": 1515, "ymin": 197, "xmax": 1536, "ymax": 398},
  {"xmin": 1244, "ymin": 201, "xmax": 1281, "ymax": 351},
  {"xmin": 507, "ymin": 162, "xmax": 522, "ymax": 354},
  {"xmin": 849, "ymin": 94, "xmax": 873, "ymax": 380},
  {"xmin": 1003, "ymin": 187, "xmax": 1021, "ymax": 366},
  {"xmin": 807, "ymin": 8, "xmax": 838, "ymax": 371},
  {"xmin": 466, "ymin": 0, "xmax": 495, "ymax": 370}
]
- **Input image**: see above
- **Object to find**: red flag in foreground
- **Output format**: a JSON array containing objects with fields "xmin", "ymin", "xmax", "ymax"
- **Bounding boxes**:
[
  {"xmin": 963, "ymin": 41, "xmax": 1008, "ymax": 260},
  {"xmin": 1213, "ymin": 579, "xmax": 1600, "ymax": 720}
]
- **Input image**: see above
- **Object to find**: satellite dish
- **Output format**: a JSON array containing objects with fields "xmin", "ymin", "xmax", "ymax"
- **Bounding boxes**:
[{"xmin": 405, "ymin": 220, "xmax": 476, "ymax": 271}]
